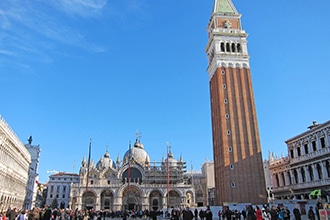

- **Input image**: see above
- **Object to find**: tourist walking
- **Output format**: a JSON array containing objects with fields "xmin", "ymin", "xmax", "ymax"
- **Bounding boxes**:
[
  {"xmin": 293, "ymin": 206, "xmax": 301, "ymax": 220},
  {"xmin": 308, "ymin": 207, "xmax": 315, "ymax": 220},
  {"xmin": 205, "ymin": 206, "xmax": 213, "ymax": 220},
  {"xmin": 183, "ymin": 207, "xmax": 194, "ymax": 220}
]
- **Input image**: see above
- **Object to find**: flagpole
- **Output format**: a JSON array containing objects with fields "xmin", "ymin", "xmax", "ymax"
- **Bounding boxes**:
[
  {"xmin": 86, "ymin": 138, "xmax": 92, "ymax": 192},
  {"xmin": 127, "ymin": 141, "xmax": 131, "ymax": 211}
]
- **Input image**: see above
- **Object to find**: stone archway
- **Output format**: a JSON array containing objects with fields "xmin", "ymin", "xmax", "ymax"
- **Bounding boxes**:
[
  {"xmin": 82, "ymin": 191, "xmax": 96, "ymax": 210},
  {"xmin": 149, "ymin": 190, "xmax": 163, "ymax": 211},
  {"xmin": 122, "ymin": 186, "xmax": 141, "ymax": 211},
  {"xmin": 100, "ymin": 190, "xmax": 114, "ymax": 210},
  {"xmin": 166, "ymin": 190, "xmax": 181, "ymax": 208}
]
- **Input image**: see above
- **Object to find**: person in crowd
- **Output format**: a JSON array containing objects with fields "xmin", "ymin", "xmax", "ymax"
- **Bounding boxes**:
[
  {"xmin": 170, "ymin": 210, "xmax": 179, "ymax": 220},
  {"xmin": 194, "ymin": 209, "xmax": 198, "ymax": 220},
  {"xmin": 43, "ymin": 206, "xmax": 52, "ymax": 220},
  {"xmin": 15, "ymin": 210, "xmax": 27, "ymax": 220},
  {"xmin": 255, "ymin": 206, "xmax": 262, "ymax": 220},
  {"xmin": 277, "ymin": 208, "xmax": 284, "ymax": 220},
  {"xmin": 293, "ymin": 206, "xmax": 301, "ymax": 220},
  {"xmin": 199, "ymin": 209, "xmax": 205, "ymax": 220},
  {"xmin": 308, "ymin": 206, "xmax": 315, "ymax": 220},
  {"xmin": 9, "ymin": 208, "xmax": 18, "ymax": 220},
  {"xmin": 246, "ymin": 205, "xmax": 256, "ymax": 220},
  {"xmin": 183, "ymin": 207, "xmax": 194, "ymax": 220},
  {"xmin": 283, "ymin": 207, "xmax": 290, "ymax": 220},
  {"xmin": 2, "ymin": 211, "xmax": 8, "ymax": 220},
  {"xmin": 217, "ymin": 210, "xmax": 221, "ymax": 220},
  {"xmin": 205, "ymin": 206, "xmax": 213, "ymax": 220},
  {"xmin": 222, "ymin": 206, "xmax": 232, "ymax": 220},
  {"xmin": 316, "ymin": 200, "xmax": 323, "ymax": 220},
  {"xmin": 261, "ymin": 208, "xmax": 270, "ymax": 220},
  {"xmin": 269, "ymin": 206, "xmax": 278, "ymax": 220},
  {"xmin": 241, "ymin": 208, "xmax": 246, "ymax": 220}
]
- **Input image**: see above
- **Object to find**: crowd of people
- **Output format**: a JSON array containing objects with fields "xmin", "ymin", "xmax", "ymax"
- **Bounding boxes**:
[
  {"xmin": 216, "ymin": 201, "xmax": 327, "ymax": 220},
  {"xmin": 0, "ymin": 205, "xmax": 212, "ymax": 220},
  {"xmin": 0, "ymin": 202, "xmax": 328, "ymax": 220}
]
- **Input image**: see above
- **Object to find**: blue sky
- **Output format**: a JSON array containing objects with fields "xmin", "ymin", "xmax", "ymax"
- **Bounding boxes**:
[{"xmin": 1, "ymin": 0, "xmax": 329, "ymax": 183}]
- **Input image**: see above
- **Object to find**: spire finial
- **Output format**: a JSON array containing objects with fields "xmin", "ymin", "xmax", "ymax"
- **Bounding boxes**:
[{"xmin": 135, "ymin": 129, "xmax": 142, "ymax": 142}]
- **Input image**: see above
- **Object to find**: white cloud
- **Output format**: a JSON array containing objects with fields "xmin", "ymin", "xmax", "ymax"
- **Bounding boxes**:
[
  {"xmin": 0, "ymin": 0, "xmax": 106, "ymax": 72},
  {"xmin": 49, "ymin": 0, "xmax": 107, "ymax": 18}
]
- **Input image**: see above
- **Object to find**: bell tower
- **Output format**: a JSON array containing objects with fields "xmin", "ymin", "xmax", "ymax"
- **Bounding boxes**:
[{"xmin": 205, "ymin": 0, "xmax": 266, "ymax": 205}]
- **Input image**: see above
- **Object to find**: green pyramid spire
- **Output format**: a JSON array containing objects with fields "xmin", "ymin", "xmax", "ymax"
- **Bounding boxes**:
[{"xmin": 213, "ymin": 0, "xmax": 238, "ymax": 14}]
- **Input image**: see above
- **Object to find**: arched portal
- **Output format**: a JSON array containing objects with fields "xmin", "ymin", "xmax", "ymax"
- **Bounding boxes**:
[
  {"xmin": 100, "ymin": 190, "xmax": 114, "ymax": 210},
  {"xmin": 82, "ymin": 191, "xmax": 96, "ymax": 210},
  {"xmin": 149, "ymin": 190, "xmax": 162, "ymax": 211},
  {"xmin": 166, "ymin": 190, "xmax": 181, "ymax": 208},
  {"xmin": 122, "ymin": 186, "xmax": 141, "ymax": 211}
]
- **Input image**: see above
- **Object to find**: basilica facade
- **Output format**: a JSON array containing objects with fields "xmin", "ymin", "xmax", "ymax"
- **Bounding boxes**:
[{"xmin": 69, "ymin": 139, "xmax": 195, "ymax": 211}]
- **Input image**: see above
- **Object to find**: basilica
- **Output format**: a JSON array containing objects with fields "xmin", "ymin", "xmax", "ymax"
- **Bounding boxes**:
[{"xmin": 69, "ymin": 138, "xmax": 195, "ymax": 211}]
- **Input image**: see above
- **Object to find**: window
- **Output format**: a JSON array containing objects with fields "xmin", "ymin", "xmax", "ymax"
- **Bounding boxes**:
[
  {"xmin": 230, "ymin": 164, "xmax": 234, "ymax": 170},
  {"xmin": 224, "ymin": 98, "xmax": 228, "ymax": 104},
  {"xmin": 301, "ymin": 167, "xmax": 306, "ymax": 182},
  {"xmin": 281, "ymin": 173, "xmax": 286, "ymax": 186},
  {"xmin": 223, "ymin": 84, "xmax": 227, "ymax": 89},
  {"xmin": 231, "ymin": 182, "xmax": 236, "ymax": 188},
  {"xmin": 226, "ymin": 43, "xmax": 230, "ymax": 52},
  {"xmin": 275, "ymin": 174, "xmax": 280, "ymax": 187},
  {"xmin": 222, "ymin": 69, "xmax": 225, "ymax": 75},
  {"xmin": 231, "ymin": 43, "xmax": 236, "ymax": 52},
  {"xmin": 108, "ymin": 180, "xmax": 110, "ymax": 185},
  {"xmin": 308, "ymin": 166, "xmax": 314, "ymax": 181},
  {"xmin": 90, "ymin": 180, "xmax": 94, "ymax": 185},
  {"xmin": 237, "ymin": 44, "xmax": 242, "ymax": 53},
  {"xmin": 225, "ymin": 114, "xmax": 230, "ymax": 119},
  {"xmin": 304, "ymin": 143, "xmax": 308, "ymax": 154},
  {"xmin": 293, "ymin": 170, "xmax": 298, "ymax": 184},
  {"xmin": 312, "ymin": 141, "xmax": 317, "ymax": 151},
  {"xmin": 221, "ymin": 43, "xmax": 225, "ymax": 52},
  {"xmin": 290, "ymin": 149, "xmax": 294, "ymax": 158},
  {"xmin": 320, "ymin": 137, "xmax": 326, "ymax": 148},
  {"xmin": 227, "ymin": 130, "xmax": 231, "ymax": 135},
  {"xmin": 317, "ymin": 164, "xmax": 322, "ymax": 179},
  {"xmin": 228, "ymin": 146, "xmax": 233, "ymax": 152},
  {"xmin": 297, "ymin": 147, "xmax": 301, "ymax": 156}
]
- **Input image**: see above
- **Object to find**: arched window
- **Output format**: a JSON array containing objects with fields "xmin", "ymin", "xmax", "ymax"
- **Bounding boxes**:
[
  {"xmin": 237, "ymin": 44, "xmax": 242, "ymax": 53},
  {"xmin": 231, "ymin": 43, "xmax": 236, "ymax": 52},
  {"xmin": 221, "ymin": 42, "xmax": 225, "ymax": 52},
  {"xmin": 226, "ymin": 43, "xmax": 230, "ymax": 52}
]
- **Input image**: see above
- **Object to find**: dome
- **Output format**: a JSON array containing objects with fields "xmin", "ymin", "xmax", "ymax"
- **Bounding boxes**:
[
  {"xmin": 165, "ymin": 152, "xmax": 178, "ymax": 168},
  {"xmin": 96, "ymin": 150, "xmax": 116, "ymax": 170},
  {"xmin": 123, "ymin": 139, "xmax": 150, "ymax": 166}
]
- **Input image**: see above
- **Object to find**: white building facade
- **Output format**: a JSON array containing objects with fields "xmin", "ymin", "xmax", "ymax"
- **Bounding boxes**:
[
  {"xmin": 0, "ymin": 115, "xmax": 31, "ymax": 210},
  {"xmin": 269, "ymin": 121, "xmax": 330, "ymax": 201},
  {"xmin": 45, "ymin": 173, "xmax": 80, "ymax": 209}
]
